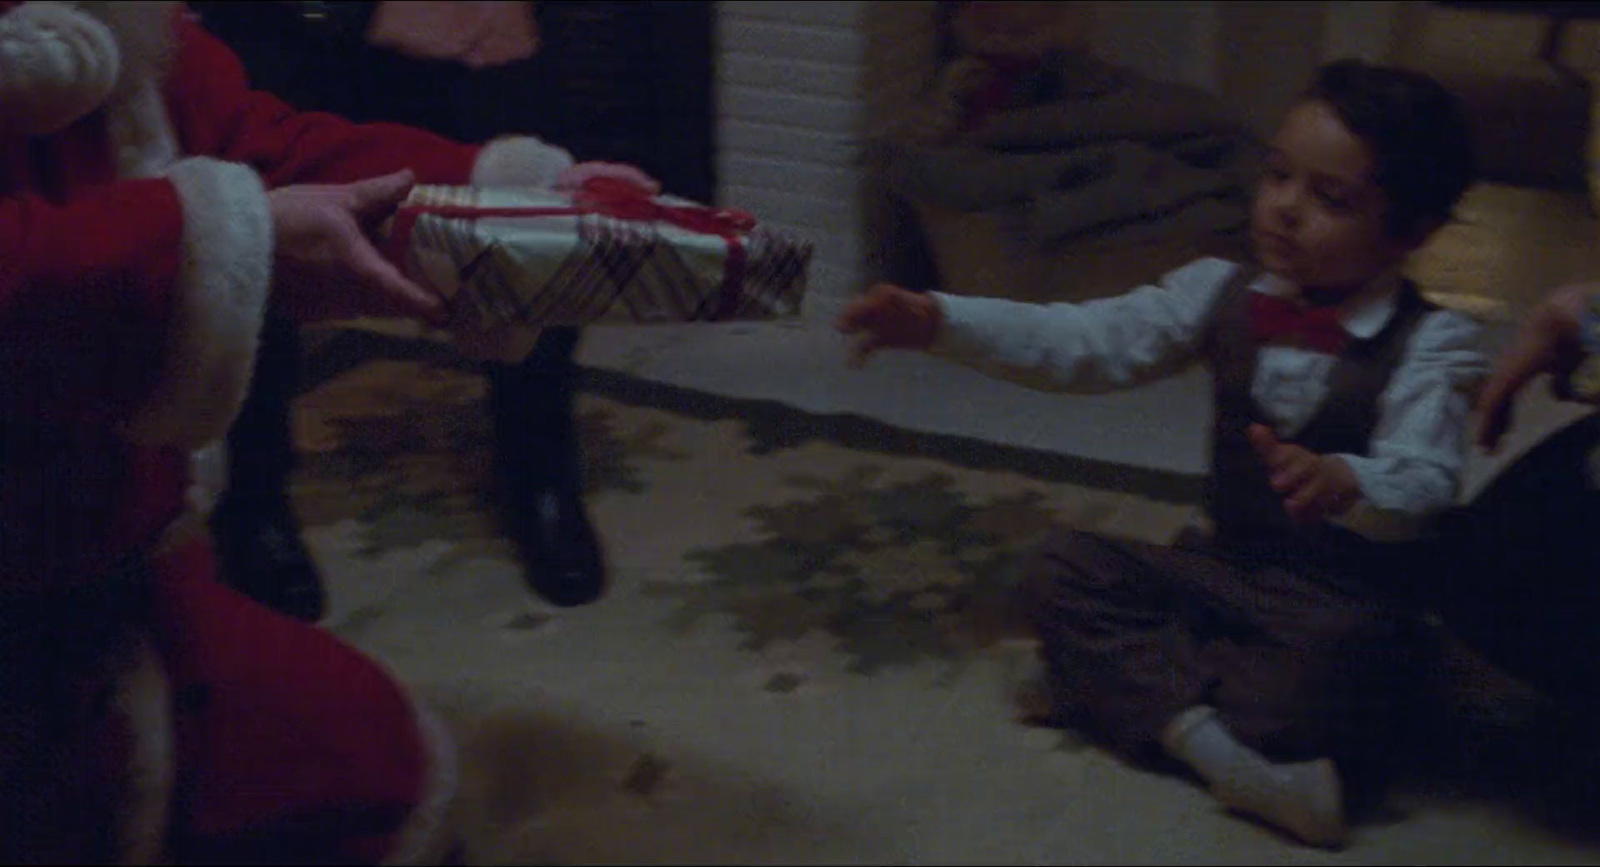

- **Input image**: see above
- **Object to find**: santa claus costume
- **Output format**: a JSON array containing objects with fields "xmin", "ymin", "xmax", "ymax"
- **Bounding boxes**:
[{"xmin": 0, "ymin": 2, "xmax": 579, "ymax": 862}]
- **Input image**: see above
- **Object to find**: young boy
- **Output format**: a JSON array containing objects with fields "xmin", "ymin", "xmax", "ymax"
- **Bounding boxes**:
[{"xmin": 837, "ymin": 60, "xmax": 1485, "ymax": 848}]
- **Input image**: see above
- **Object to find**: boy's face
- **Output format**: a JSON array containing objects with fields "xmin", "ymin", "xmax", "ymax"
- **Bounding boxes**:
[{"xmin": 1251, "ymin": 100, "xmax": 1418, "ymax": 294}]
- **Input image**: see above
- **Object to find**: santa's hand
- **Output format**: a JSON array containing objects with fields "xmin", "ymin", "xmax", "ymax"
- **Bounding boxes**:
[
  {"xmin": 267, "ymin": 170, "xmax": 446, "ymax": 325},
  {"xmin": 834, "ymin": 283, "xmax": 945, "ymax": 369},
  {"xmin": 552, "ymin": 161, "xmax": 662, "ymax": 196},
  {"xmin": 1246, "ymin": 423, "xmax": 1361, "ymax": 524}
]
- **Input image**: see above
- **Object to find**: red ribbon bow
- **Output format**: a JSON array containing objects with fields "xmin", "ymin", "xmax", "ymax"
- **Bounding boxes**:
[
  {"xmin": 571, "ymin": 176, "xmax": 757, "ymax": 236},
  {"xmin": 1248, "ymin": 292, "xmax": 1350, "ymax": 354}
]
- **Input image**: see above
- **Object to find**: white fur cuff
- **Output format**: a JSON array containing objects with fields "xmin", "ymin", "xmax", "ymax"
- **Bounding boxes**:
[
  {"xmin": 471, "ymin": 136, "xmax": 576, "ymax": 189},
  {"xmin": 0, "ymin": 1, "xmax": 121, "ymax": 134},
  {"xmin": 380, "ymin": 698, "xmax": 461, "ymax": 866},
  {"xmin": 113, "ymin": 635, "xmax": 176, "ymax": 866},
  {"xmin": 124, "ymin": 158, "xmax": 272, "ymax": 448},
  {"xmin": 150, "ymin": 442, "xmax": 229, "ymax": 557}
]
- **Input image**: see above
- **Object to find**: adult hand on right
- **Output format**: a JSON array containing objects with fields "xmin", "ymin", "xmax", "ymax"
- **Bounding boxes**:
[
  {"xmin": 1475, "ymin": 283, "xmax": 1593, "ymax": 452},
  {"xmin": 267, "ymin": 169, "xmax": 446, "ymax": 326}
]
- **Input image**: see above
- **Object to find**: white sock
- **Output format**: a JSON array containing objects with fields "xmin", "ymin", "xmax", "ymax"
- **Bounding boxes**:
[{"xmin": 1160, "ymin": 706, "xmax": 1348, "ymax": 849}]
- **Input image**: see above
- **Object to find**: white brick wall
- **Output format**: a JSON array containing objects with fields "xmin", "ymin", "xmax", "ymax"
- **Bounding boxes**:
[{"xmin": 715, "ymin": 1, "xmax": 939, "ymax": 311}]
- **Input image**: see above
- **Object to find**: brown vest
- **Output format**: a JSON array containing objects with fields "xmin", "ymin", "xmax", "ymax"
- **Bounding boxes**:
[{"xmin": 1201, "ymin": 264, "xmax": 1433, "ymax": 571}]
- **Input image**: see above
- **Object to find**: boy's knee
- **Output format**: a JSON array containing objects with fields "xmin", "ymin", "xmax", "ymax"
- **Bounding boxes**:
[
  {"xmin": 1016, "ymin": 529, "xmax": 1126, "ymax": 613},
  {"xmin": 1301, "ymin": 608, "xmax": 1421, "ymax": 695}
]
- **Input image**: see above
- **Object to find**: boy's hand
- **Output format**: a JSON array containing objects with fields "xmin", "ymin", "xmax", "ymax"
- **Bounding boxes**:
[
  {"xmin": 1247, "ymin": 424, "xmax": 1361, "ymax": 524},
  {"xmin": 834, "ymin": 283, "xmax": 944, "ymax": 368}
]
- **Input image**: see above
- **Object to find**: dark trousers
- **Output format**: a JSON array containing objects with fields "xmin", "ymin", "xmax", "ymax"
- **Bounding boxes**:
[
  {"xmin": 487, "ymin": 327, "xmax": 583, "ymax": 490},
  {"xmin": 228, "ymin": 320, "xmax": 581, "ymax": 505},
  {"xmin": 197, "ymin": 2, "xmax": 582, "ymax": 504},
  {"xmin": 227, "ymin": 315, "xmax": 300, "ymax": 503},
  {"xmin": 1021, "ymin": 529, "xmax": 1419, "ymax": 769}
]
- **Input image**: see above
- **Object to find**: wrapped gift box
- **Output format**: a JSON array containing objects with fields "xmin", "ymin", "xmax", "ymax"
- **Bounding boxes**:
[{"xmin": 382, "ymin": 180, "xmax": 814, "ymax": 334}]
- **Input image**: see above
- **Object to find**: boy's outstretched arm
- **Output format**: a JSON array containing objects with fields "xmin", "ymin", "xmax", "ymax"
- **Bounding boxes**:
[{"xmin": 836, "ymin": 259, "xmax": 1239, "ymax": 395}]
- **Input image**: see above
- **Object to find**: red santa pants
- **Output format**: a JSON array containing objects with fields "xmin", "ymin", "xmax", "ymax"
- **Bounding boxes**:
[{"xmin": 0, "ymin": 537, "xmax": 455, "ymax": 864}]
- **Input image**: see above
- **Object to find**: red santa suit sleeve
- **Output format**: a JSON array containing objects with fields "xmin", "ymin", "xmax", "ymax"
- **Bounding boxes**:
[
  {"xmin": 0, "ymin": 155, "xmax": 270, "ymax": 594},
  {"xmin": 160, "ymin": 9, "xmax": 578, "ymax": 363},
  {"xmin": 1, "ymin": 6, "xmax": 565, "ymax": 862},
  {"xmin": 0, "ymin": 6, "xmax": 275, "ymax": 448},
  {"xmin": 0, "ymin": 178, "xmax": 187, "ymax": 428},
  {"xmin": 1, "ymin": 5, "xmax": 573, "ymax": 443},
  {"xmin": 163, "ymin": 11, "xmax": 576, "ymax": 192}
]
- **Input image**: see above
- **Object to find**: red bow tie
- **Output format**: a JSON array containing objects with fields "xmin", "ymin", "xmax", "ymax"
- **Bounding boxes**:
[{"xmin": 1248, "ymin": 292, "xmax": 1350, "ymax": 354}]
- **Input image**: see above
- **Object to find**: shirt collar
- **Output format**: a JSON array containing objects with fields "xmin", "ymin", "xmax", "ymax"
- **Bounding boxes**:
[{"xmin": 1253, "ymin": 270, "xmax": 1403, "ymax": 340}]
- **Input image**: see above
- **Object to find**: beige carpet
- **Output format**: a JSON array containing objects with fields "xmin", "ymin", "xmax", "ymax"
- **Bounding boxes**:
[{"xmin": 286, "ymin": 348, "xmax": 1600, "ymax": 865}]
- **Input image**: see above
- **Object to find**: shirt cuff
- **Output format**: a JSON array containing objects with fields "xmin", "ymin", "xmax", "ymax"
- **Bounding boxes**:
[
  {"xmin": 1327, "ymin": 500, "xmax": 1424, "ymax": 542},
  {"xmin": 1326, "ymin": 453, "xmax": 1429, "ymax": 542},
  {"xmin": 928, "ymin": 292, "xmax": 994, "ymax": 359}
]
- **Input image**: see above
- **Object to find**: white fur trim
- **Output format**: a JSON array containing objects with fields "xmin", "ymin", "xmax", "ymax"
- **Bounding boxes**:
[
  {"xmin": 106, "ymin": 78, "xmax": 179, "ymax": 178},
  {"xmin": 470, "ymin": 136, "xmax": 575, "ymax": 189},
  {"xmin": 0, "ymin": 1, "xmax": 121, "ymax": 134},
  {"xmin": 75, "ymin": 2, "xmax": 180, "ymax": 99},
  {"xmin": 124, "ymin": 157, "xmax": 272, "ymax": 449},
  {"xmin": 381, "ymin": 699, "xmax": 460, "ymax": 866},
  {"xmin": 112, "ymin": 635, "xmax": 175, "ymax": 866},
  {"xmin": 185, "ymin": 440, "xmax": 227, "ymax": 518},
  {"xmin": 89, "ymin": 1, "xmax": 183, "ymax": 177},
  {"xmin": 149, "ymin": 441, "xmax": 228, "ymax": 556}
]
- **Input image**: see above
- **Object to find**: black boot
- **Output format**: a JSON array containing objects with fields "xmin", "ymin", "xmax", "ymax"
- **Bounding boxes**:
[
  {"xmin": 487, "ymin": 327, "xmax": 606, "ymax": 607},
  {"xmin": 210, "ymin": 316, "xmax": 327, "ymax": 622}
]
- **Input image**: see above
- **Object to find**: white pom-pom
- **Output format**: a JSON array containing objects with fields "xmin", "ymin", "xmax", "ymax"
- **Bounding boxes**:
[{"xmin": 0, "ymin": 2, "xmax": 122, "ymax": 134}]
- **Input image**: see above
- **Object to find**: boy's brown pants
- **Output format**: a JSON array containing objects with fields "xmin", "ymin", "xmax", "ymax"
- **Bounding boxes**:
[{"xmin": 1021, "ymin": 529, "xmax": 1421, "ymax": 768}]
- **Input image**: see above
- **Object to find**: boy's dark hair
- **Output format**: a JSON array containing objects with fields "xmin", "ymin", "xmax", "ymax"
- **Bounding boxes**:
[{"xmin": 1303, "ymin": 59, "xmax": 1477, "ymax": 239}]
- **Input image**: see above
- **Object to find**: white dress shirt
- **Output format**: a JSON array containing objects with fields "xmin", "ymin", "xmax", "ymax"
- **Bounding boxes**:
[{"xmin": 930, "ymin": 257, "xmax": 1489, "ymax": 541}]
